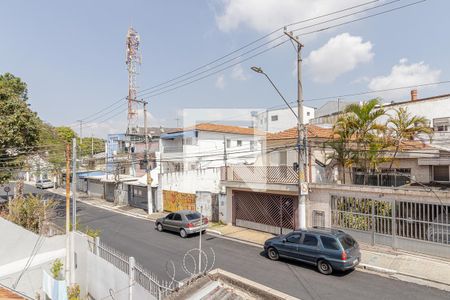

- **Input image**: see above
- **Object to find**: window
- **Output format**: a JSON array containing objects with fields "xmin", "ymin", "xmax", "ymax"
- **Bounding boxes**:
[
  {"xmin": 226, "ymin": 139, "xmax": 231, "ymax": 148},
  {"xmin": 434, "ymin": 165, "xmax": 449, "ymax": 182},
  {"xmin": 186, "ymin": 212, "xmax": 201, "ymax": 220},
  {"xmin": 313, "ymin": 210, "xmax": 325, "ymax": 227},
  {"xmin": 320, "ymin": 236, "xmax": 340, "ymax": 250},
  {"xmin": 250, "ymin": 141, "xmax": 255, "ymax": 151},
  {"xmin": 339, "ymin": 234, "xmax": 357, "ymax": 250},
  {"xmin": 271, "ymin": 115, "xmax": 278, "ymax": 121},
  {"xmin": 437, "ymin": 125, "xmax": 448, "ymax": 132},
  {"xmin": 173, "ymin": 214, "xmax": 182, "ymax": 221},
  {"xmin": 286, "ymin": 233, "xmax": 302, "ymax": 243},
  {"xmin": 237, "ymin": 140, "xmax": 242, "ymax": 147},
  {"xmin": 306, "ymin": 111, "xmax": 310, "ymax": 116},
  {"xmin": 166, "ymin": 213, "xmax": 174, "ymax": 220},
  {"xmin": 302, "ymin": 234, "xmax": 318, "ymax": 247}
]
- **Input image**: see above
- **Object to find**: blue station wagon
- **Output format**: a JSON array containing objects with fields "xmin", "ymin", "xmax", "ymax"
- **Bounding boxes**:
[{"xmin": 264, "ymin": 228, "xmax": 361, "ymax": 274}]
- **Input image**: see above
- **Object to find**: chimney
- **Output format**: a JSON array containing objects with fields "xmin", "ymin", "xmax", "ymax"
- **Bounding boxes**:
[{"xmin": 411, "ymin": 89, "xmax": 418, "ymax": 101}]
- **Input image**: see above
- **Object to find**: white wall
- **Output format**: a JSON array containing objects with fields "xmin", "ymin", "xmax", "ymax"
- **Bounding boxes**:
[
  {"xmin": 0, "ymin": 218, "xmax": 65, "ymax": 298},
  {"xmin": 255, "ymin": 106, "xmax": 315, "ymax": 133},
  {"xmin": 160, "ymin": 168, "xmax": 221, "ymax": 195}
]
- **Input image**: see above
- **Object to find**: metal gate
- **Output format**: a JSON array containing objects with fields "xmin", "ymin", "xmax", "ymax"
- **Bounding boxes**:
[
  {"xmin": 331, "ymin": 195, "xmax": 450, "ymax": 258},
  {"xmin": 129, "ymin": 185, "xmax": 148, "ymax": 210},
  {"xmin": 233, "ymin": 191, "xmax": 297, "ymax": 235},
  {"xmin": 105, "ymin": 183, "xmax": 115, "ymax": 202},
  {"xmin": 211, "ymin": 193, "xmax": 219, "ymax": 222}
]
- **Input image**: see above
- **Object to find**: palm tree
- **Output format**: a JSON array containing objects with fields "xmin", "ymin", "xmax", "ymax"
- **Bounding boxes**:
[
  {"xmin": 387, "ymin": 107, "xmax": 433, "ymax": 169},
  {"xmin": 328, "ymin": 114, "xmax": 354, "ymax": 183},
  {"xmin": 343, "ymin": 98, "xmax": 386, "ymax": 173}
]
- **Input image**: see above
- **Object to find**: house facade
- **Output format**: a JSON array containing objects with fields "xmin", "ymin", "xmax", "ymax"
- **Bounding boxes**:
[{"xmin": 253, "ymin": 105, "xmax": 316, "ymax": 133}]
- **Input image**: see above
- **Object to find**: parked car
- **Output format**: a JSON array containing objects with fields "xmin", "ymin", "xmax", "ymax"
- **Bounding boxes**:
[
  {"xmin": 36, "ymin": 179, "xmax": 54, "ymax": 189},
  {"xmin": 264, "ymin": 227, "xmax": 361, "ymax": 275},
  {"xmin": 155, "ymin": 210, "xmax": 208, "ymax": 238}
]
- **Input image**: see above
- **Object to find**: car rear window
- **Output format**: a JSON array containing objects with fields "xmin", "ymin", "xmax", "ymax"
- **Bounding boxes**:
[
  {"xmin": 186, "ymin": 212, "xmax": 201, "ymax": 220},
  {"xmin": 320, "ymin": 236, "xmax": 340, "ymax": 250},
  {"xmin": 339, "ymin": 234, "xmax": 357, "ymax": 250}
]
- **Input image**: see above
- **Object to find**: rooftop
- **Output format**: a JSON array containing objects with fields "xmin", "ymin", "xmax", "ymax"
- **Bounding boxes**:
[
  {"xmin": 166, "ymin": 123, "xmax": 265, "ymax": 136},
  {"xmin": 267, "ymin": 124, "xmax": 334, "ymax": 140}
]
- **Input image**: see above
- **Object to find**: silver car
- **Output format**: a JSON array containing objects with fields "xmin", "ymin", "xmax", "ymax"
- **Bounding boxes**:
[
  {"xmin": 36, "ymin": 179, "xmax": 54, "ymax": 189},
  {"xmin": 155, "ymin": 210, "xmax": 208, "ymax": 238}
]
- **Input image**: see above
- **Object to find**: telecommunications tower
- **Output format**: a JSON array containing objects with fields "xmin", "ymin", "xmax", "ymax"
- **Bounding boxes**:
[{"xmin": 125, "ymin": 26, "xmax": 141, "ymax": 134}]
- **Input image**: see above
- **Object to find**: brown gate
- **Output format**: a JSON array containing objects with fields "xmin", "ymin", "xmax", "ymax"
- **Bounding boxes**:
[{"xmin": 233, "ymin": 191, "xmax": 297, "ymax": 234}]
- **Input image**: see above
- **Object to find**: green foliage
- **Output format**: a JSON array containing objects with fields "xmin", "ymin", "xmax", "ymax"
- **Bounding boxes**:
[
  {"xmin": 78, "ymin": 137, "xmax": 105, "ymax": 157},
  {"xmin": 85, "ymin": 226, "xmax": 101, "ymax": 238},
  {"xmin": 67, "ymin": 284, "xmax": 80, "ymax": 300},
  {"xmin": 6, "ymin": 193, "xmax": 56, "ymax": 233},
  {"xmin": 0, "ymin": 73, "xmax": 40, "ymax": 183},
  {"xmin": 56, "ymin": 127, "xmax": 77, "ymax": 144},
  {"xmin": 51, "ymin": 259, "xmax": 63, "ymax": 280},
  {"xmin": 387, "ymin": 107, "xmax": 433, "ymax": 168}
]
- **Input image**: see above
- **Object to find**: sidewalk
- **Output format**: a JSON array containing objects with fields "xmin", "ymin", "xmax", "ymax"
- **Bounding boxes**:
[{"xmin": 207, "ymin": 224, "xmax": 450, "ymax": 291}]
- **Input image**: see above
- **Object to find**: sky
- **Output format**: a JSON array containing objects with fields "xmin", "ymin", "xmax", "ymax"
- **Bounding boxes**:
[{"xmin": 1, "ymin": 0, "xmax": 450, "ymax": 137}]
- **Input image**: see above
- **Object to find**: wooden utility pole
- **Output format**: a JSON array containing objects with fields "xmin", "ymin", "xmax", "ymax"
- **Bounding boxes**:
[{"xmin": 65, "ymin": 143, "xmax": 71, "ymax": 284}]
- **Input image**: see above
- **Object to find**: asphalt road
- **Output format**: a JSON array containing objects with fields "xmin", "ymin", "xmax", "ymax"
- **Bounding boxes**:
[{"xmin": 3, "ymin": 183, "xmax": 449, "ymax": 300}]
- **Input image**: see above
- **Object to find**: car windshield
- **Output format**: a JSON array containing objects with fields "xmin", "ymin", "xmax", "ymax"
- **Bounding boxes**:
[
  {"xmin": 339, "ymin": 234, "xmax": 357, "ymax": 250},
  {"xmin": 185, "ymin": 212, "xmax": 201, "ymax": 220},
  {"xmin": 44, "ymin": 180, "xmax": 51, "ymax": 182}
]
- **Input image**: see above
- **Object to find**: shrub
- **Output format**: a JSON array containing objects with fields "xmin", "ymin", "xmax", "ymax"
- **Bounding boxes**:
[
  {"xmin": 51, "ymin": 259, "xmax": 63, "ymax": 280},
  {"xmin": 67, "ymin": 284, "xmax": 80, "ymax": 300}
]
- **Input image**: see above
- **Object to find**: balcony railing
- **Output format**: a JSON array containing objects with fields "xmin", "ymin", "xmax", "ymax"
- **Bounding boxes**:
[
  {"xmin": 162, "ymin": 146, "xmax": 184, "ymax": 153},
  {"xmin": 221, "ymin": 166, "xmax": 298, "ymax": 185}
]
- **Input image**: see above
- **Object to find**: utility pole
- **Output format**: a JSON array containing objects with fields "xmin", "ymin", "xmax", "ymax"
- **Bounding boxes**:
[
  {"xmin": 285, "ymin": 30, "xmax": 307, "ymax": 230},
  {"xmin": 91, "ymin": 134, "xmax": 94, "ymax": 157},
  {"xmin": 78, "ymin": 120, "xmax": 83, "ymax": 145},
  {"xmin": 223, "ymin": 136, "xmax": 228, "ymax": 179},
  {"xmin": 143, "ymin": 100, "xmax": 153, "ymax": 213},
  {"xmin": 71, "ymin": 138, "xmax": 77, "ymax": 284},
  {"xmin": 65, "ymin": 143, "xmax": 71, "ymax": 284}
]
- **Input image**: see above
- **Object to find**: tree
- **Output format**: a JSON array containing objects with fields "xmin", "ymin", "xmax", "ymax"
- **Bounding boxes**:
[
  {"xmin": 343, "ymin": 98, "xmax": 386, "ymax": 172},
  {"xmin": 386, "ymin": 107, "xmax": 433, "ymax": 169},
  {"xmin": 328, "ymin": 114, "xmax": 354, "ymax": 183},
  {"xmin": 0, "ymin": 73, "xmax": 40, "ymax": 183}
]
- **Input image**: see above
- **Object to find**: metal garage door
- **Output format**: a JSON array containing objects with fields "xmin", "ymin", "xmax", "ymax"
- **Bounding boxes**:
[{"xmin": 233, "ymin": 191, "xmax": 297, "ymax": 235}]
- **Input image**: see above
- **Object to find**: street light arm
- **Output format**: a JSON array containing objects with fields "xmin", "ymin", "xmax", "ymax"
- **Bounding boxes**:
[{"xmin": 261, "ymin": 73, "xmax": 298, "ymax": 119}]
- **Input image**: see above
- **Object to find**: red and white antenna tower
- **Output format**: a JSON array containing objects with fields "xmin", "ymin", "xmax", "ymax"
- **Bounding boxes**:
[{"xmin": 126, "ymin": 26, "xmax": 141, "ymax": 134}]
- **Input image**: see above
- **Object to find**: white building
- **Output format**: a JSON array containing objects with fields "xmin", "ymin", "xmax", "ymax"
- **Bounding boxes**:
[
  {"xmin": 253, "ymin": 105, "xmax": 315, "ymax": 133},
  {"xmin": 160, "ymin": 123, "xmax": 264, "ymax": 173}
]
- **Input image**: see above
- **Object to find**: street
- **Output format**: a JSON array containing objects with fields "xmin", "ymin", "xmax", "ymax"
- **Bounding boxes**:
[{"xmin": 2, "ymin": 183, "xmax": 447, "ymax": 300}]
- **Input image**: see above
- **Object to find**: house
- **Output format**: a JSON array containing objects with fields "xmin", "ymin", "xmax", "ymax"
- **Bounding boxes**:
[
  {"xmin": 220, "ymin": 124, "xmax": 450, "ymax": 259},
  {"xmin": 106, "ymin": 127, "xmax": 175, "ymax": 177},
  {"xmin": 310, "ymin": 90, "xmax": 450, "ymax": 150},
  {"xmin": 157, "ymin": 123, "xmax": 265, "ymax": 218},
  {"xmin": 160, "ymin": 123, "xmax": 264, "ymax": 172},
  {"xmin": 253, "ymin": 105, "xmax": 315, "ymax": 132}
]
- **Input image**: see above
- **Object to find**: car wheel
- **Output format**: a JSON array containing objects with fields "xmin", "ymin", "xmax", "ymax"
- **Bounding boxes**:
[
  {"xmin": 267, "ymin": 247, "xmax": 279, "ymax": 261},
  {"xmin": 180, "ymin": 229, "xmax": 187, "ymax": 238},
  {"xmin": 201, "ymin": 230, "xmax": 206, "ymax": 235},
  {"xmin": 317, "ymin": 259, "xmax": 333, "ymax": 275},
  {"xmin": 156, "ymin": 223, "xmax": 163, "ymax": 232}
]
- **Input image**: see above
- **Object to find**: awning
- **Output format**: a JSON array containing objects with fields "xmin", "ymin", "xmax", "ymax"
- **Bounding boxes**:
[
  {"xmin": 418, "ymin": 158, "xmax": 450, "ymax": 166},
  {"xmin": 160, "ymin": 130, "xmax": 196, "ymax": 139}
]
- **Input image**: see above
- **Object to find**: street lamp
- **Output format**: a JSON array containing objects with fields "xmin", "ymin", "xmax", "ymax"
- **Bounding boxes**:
[
  {"xmin": 250, "ymin": 66, "xmax": 297, "ymax": 118},
  {"xmin": 251, "ymin": 64, "xmax": 307, "ymax": 230}
]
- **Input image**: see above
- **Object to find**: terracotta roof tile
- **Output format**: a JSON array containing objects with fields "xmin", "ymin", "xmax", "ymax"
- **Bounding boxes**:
[
  {"xmin": 167, "ymin": 123, "xmax": 265, "ymax": 136},
  {"xmin": 0, "ymin": 287, "xmax": 25, "ymax": 299},
  {"xmin": 267, "ymin": 125, "xmax": 334, "ymax": 140}
]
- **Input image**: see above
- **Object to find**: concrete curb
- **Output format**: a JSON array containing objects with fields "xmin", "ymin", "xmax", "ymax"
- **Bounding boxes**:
[
  {"xmin": 205, "ymin": 229, "xmax": 223, "ymax": 235},
  {"xmin": 357, "ymin": 263, "xmax": 397, "ymax": 275}
]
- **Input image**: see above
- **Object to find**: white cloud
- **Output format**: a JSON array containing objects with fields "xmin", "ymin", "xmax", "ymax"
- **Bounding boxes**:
[
  {"xmin": 215, "ymin": 0, "xmax": 373, "ymax": 33},
  {"xmin": 231, "ymin": 64, "xmax": 247, "ymax": 81},
  {"xmin": 368, "ymin": 58, "xmax": 441, "ymax": 98},
  {"xmin": 215, "ymin": 75, "xmax": 226, "ymax": 89},
  {"xmin": 305, "ymin": 33, "xmax": 374, "ymax": 83}
]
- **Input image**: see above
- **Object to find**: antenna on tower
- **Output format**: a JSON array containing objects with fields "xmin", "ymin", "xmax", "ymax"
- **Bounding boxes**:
[{"xmin": 126, "ymin": 26, "xmax": 141, "ymax": 134}]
